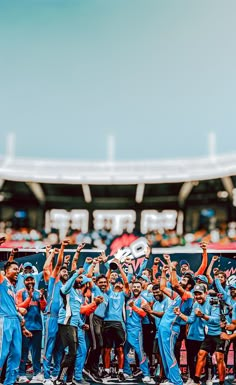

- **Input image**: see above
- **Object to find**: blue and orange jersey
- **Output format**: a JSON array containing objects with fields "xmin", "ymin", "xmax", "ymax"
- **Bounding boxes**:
[
  {"xmin": 126, "ymin": 296, "xmax": 147, "ymax": 331},
  {"xmin": 16, "ymin": 288, "xmax": 46, "ymax": 330}
]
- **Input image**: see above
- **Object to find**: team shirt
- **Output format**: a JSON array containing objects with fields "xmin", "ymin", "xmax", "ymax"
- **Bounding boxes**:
[
  {"xmin": 152, "ymin": 297, "xmax": 170, "ymax": 337},
  {"xmin": 91, "ymin": 284, "xmax": 108, "ymax": 318},
  {"xmin": 159, "ymin": 292, "xmax": 193, "ymax": 334},
  {"xmin": 125, "ymin": 296, "xmax": 147, "ymax": 331},
  {"xmin": 16, "ymin": 288, "xmax": 46, "ymax": 330},
  {"xmin": 58, "ymin": 272, "xmax": 84, "ymax": 328},
  {"xmin": 46, "ymin": 276, "xmax": 63, "ymax": 316},
  {"xmin": 104, "ymin": 288, "xmax": 129, "ymax": 322},
  {"xmin": 0, "ymin": 277, "xmax": 19, "ymax": 318}
]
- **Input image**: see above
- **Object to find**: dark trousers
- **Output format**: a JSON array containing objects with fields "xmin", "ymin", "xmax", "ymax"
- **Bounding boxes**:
[
  {"xmin": 86, "ymin": 315, "xmax": 104, "ymax": 374},
  {"xmin": 186, "ymin": 339, "xmax": 202, "ymax": 379},
  {"xmin": 58, "ymin": 324, "xmax": 78, "ymax": 382}
]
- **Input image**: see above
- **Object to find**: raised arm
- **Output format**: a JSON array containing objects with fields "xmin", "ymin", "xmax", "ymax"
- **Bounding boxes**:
[
  {"xmin": 152, "ymin": 257, "xmax": 161, "ymax": 283},
  {"xmin": 52, "ymin": 240, "xmax": 70, "ymax": 278},
  {"xmin": 117, "ymin": 262, "xmax": 130, "ymax": 295},
  {"xmin": 60, "ymin": 270, "xmax": 79, "ymax": 295},
  {"xmin": 138, "ymin": 245, "xmax": 151, "ymax": 276},
  {"xmin": 71, "ymin": 243, "xmax": 86, "ymax": 271},
  {"xmin": 206, "ymin": 255, "xmax": 219, "ymax": 285},
  {"xmin": 195, "ymin": 242, "xmax": 208, "ymax": 276},
  {"xmin": 8, "ymin": 248, "xmax": 19, "ymax": 262},
  {"xmin": 43, "ymin": 246, "xmax": 56, "ymax": 282},
  {"xmin": 160, "ymin": 263, "xmax": 176, "ymax": 299}
]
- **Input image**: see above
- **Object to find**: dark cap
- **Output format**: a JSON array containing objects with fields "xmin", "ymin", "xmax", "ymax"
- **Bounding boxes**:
[{"xmin": 180, "ymin": 259, "xmax": 190, "ymax": 267}]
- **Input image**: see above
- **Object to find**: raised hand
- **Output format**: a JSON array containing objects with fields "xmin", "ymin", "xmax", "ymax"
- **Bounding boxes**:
[
  {"xmin": 85, "ymin": 257, "xmax": 93, "ymax": 264},
  {"xmin": 200, "ymin": 241, "xmax": 208, "ymax": 250},
  {"xmin": 64, "ymin": 255, "xmax": 71, "ymax": 265},
  {"xmin": 62, "ymin": 239, "xmax": 70, "ymax": 247},
  {"xmin": 163, "ymin": 254, "xmax": 171, "ymax": 264},
  {"xmin": 77, "ymin": 243, "xmax": 86, "ymax": 252}
]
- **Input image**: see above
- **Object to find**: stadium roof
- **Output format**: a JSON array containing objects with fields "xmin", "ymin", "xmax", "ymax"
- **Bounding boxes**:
[
  {"xmin": 0, "ymin": 153, "xmax": 236, "ymax": 211},
  {"xmin": 1, "ymin": 153, "xmax": 236, "ymax": 185}
]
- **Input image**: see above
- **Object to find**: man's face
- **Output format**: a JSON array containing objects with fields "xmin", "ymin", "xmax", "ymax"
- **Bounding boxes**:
[
  {"xmin": 6, "ymin": 264, "xmax": 19, "ymax": 283},
  {"xmin": 142, "ymin": 270, "xmax": 150, "ymax": 279},
  {"xmin": 138, "ymin": 277, "xmax": 147, "ymax": 289},
  {"xmin": 60, "ymin": 269, "xmax": 69, "ymax": 282},
  {"xmin": 110, "ymin": 272, "xmax": 118, "ymax": 284},
  {"xmin": 180, "ymin": 276, "xmax": 189, "ymax": 289},
  {"xmin": 96, "ymin": 278, "xmax": 107, "ymax": 292},
  {"xmin": 194, "ymin": 291, "xmax": 206, "ymax": 304},
  {"xmin": 24, "ymin": 277, "xmax": 35, "ymax": 290},
  {"xmin": 132, "ymin": 283, "xmax": 142, "ymax": 297},
  {"xmin": 152, "ymin": 288, "xmax": 163, "ymax": 301},
  {"xmin": 24, "ymin": 266, "xmax": 33, "ymax": 275},
  {"xmin": 230, "ymin": 288, "xmax": 236, "ymax": 299},
  {"xmin": 181, "ymin": 264, "xmax": 190, "ymax": 274},
  {"xmin": 114, "ymin": 281, "xmax": 123, "ymax": 291}
]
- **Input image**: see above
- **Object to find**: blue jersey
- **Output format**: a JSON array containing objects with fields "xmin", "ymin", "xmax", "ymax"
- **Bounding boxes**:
[
  {"xmin": 215, "ymin": 278, "xmax": 236, "ymax": 323},
  {"xmin": 58, "ymin": 272, "xmax": 84, "ymax": 328},
  {"xmin": 16, "ymin": 288, "xmax": 45, "ymax": 330},
  {"xmin": 46, "ymin": 277, "xmax": 63, "ymax": 316},
  {"xmin": 159, "ymin": 292, "xmax": 193, "ymax": 334},
  {"xmin": 186, "ymin": 300, "xmax": 210, "ymax": 341},
  {"xmin": 0, "ymin": 277, "xmax": 19, "ymax": 318},
  {"xmin": 153, "ymin": 297, "xmax": 170, "ymax": 337},
  {"xmin": 232, "ymin": 303, "xmax": 236, "ymax": 321},
  {"xmin": 141, "ymin": 290, "xmax": 154, "ymax": 325},
  {"xmin": 125, "ymin": 296, "xmax": 147, "ymax": 331},
  {"xmin": 104, "ymin": 289, "xmax": 129, "ymax": 322},
  {"xmin": 91, "ymin": 284, "xmax": 108, "ymax": 319}
]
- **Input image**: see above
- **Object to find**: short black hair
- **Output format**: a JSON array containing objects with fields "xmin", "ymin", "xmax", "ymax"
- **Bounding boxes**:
[
  {"xmin": 4, "ymin": 261, "xmax": 19, "ymax": 273},
  {"xmin": 60, "ymin": 265, "xmax": 69, "ymax": 272},
  {"xmin": 152, "ymin": 284, "xmax": 160, "ymax": 291},
  {"xmin": 186, "ymin": 276, "xmax": 195, "ymax": 290},
  {"xmin": 96, "ymin": 274, "xmax": 107, "ymax": 283}
]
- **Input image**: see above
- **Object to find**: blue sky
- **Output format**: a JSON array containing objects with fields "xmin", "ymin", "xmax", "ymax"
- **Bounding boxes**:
[{"xmin": 0, "ymin": 0, "xmax": 236, "ymax": 161}]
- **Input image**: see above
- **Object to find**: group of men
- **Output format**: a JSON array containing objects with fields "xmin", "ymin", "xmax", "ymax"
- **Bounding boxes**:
[{"xmin": 0, "ymin": 235, "xmax": 236, "ymax": 385}]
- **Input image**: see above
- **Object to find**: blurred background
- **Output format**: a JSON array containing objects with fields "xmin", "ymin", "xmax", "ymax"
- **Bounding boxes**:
[{"xmin": 1, "ymin": 0, "xmax": 236, "ymax": 251}]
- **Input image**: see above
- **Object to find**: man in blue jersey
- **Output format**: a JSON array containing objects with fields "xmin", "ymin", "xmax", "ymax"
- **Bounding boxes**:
[
  {"xmin": 85, "ymin": 269, "xmax": 109, "ymax": 383},
  {"xmin": 158, "ymin": 256, "xmax": 194, "ymax": 385},
  {"xmin": 43, "ymin": 241, "xmax": 70, "ymax": 385},
  {"xmin": 73, "ymin": 277, "xmax": 104, "ymax": 385},
  {"xmin": 0, "ymin": 260, "xmax": 32, "ymax": 385},
  {"xmin": 174, "ymin": 284, "xmax": 209, "ymax": 385},
  {"xmin": 123, "ymin": 281, "xmax": 152, "ymax": 383},
  {"xmin": 102, "ymin": 262, "xmax": 130, "ymax": 381},
  {"xmin": 16, "ymin": 273, "xmax": 47, "ymax": 383},
  {"xmin": 55, "ymin": 271, "xmax": 90, "ymax": 385},
  {"xmin": 220, "ymin": 294, "xmax": 236, "ymax": 383},
  {"xmin": 144, "ymin": 284, "xmax": 170, "ymax": 382},
  {"xmin": 189, "ymin": 290, "xmax": 227, "ymax": 385}
]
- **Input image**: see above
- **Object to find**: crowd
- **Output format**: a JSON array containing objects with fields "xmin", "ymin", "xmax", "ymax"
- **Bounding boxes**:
[
  {"xmin": 1, "ymin": 220, "xmax": 236, "ymax": 250},
  {"xmin": 0, "ymin": 235, "xmax": 236, "ymax": 385}
]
